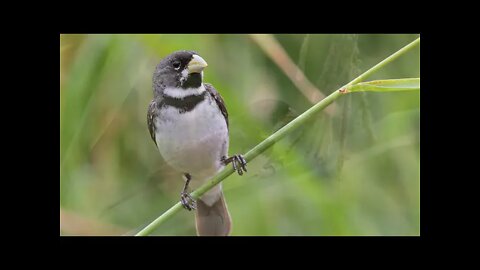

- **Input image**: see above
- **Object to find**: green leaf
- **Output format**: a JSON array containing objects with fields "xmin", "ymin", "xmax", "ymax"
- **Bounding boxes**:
[{"xmin": 344, "ymin": 78, "xmax": 420, "ymax": 93}]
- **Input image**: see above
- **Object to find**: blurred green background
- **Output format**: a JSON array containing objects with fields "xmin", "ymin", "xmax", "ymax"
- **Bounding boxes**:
[{"xmin": 60, "ymin": 34, "xmax": 420, "ymax": 236}]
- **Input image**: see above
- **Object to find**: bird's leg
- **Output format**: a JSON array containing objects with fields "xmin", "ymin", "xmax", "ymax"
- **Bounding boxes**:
[
  {"xmin": 221, "ymin": 154, "xmax": 247, "ymax": 176},
  {"xmin": 180, "ymin": 173, "xmax": 196, "ymax": 211}
]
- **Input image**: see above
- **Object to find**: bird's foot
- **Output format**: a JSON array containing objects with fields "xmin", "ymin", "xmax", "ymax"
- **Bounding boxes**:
[
  {"xmin": 222, "ymin": 154, "xmax": 247, "ymax": 176},
  {"xmin": 180, "ymin": 191, "xmax": 197, "ymax": 211}
]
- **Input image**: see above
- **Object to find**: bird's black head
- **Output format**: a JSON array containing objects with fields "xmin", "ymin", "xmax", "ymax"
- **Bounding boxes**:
[{"xmin": 153, "ymin": 50, "xmax": 208, "ymax": 96}]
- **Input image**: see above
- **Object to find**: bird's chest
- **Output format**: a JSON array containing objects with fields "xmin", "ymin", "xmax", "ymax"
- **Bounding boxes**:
[{"xmin": 155, "ymin": 98, "xmax": 228, "ymax": 176}]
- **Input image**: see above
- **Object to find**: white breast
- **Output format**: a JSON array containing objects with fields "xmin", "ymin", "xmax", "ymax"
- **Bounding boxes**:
[{"xmin": 155, "ymin": 93, "xmax": 229, "ymax": 181}]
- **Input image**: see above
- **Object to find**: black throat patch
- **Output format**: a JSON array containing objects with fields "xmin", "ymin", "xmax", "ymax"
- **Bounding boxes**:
[
  {"xmin": 161, "ymin": 91, "xmax": 207, "ymax": 113},
  {"xmin": 182, "ymin": 73, "xmax": 202, "ymax": 88}
]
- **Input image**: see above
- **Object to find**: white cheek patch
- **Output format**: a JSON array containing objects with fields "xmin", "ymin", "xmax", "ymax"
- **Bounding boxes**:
[
  {"xmin": 179, "ymin": 69, "xmax": 189, "ymax": 84},
  {"xmin": 163, "ymin": 84, "xmax": 207, "ymax": 99}
]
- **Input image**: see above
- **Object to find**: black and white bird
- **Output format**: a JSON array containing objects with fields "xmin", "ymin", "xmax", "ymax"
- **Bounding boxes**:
[{"xmin": 147, "ymin": 50, "xmax": 247, "ymax": 236}]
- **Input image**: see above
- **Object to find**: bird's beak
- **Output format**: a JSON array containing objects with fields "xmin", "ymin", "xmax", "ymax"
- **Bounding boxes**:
[{"xmin": 188, "ymin": 55, "xmax": 208, "ymax": 74}]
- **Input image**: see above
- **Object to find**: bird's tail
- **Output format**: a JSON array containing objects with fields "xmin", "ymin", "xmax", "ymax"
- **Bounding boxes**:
[{"xmin": 195, "ymin": 189, "xmax": 231, "ymax": 236}]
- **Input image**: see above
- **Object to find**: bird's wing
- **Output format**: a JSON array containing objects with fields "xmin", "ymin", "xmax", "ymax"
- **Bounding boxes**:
[
  {"xmin": 147, "ymin": 100, "xmax": 158, "ymax": 146},
  {"xmin": 205, "ymin": 83, "xmax": 229, "ymax": 129}
]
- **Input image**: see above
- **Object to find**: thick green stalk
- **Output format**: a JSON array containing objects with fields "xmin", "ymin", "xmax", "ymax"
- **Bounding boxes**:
[{"xmin": 135, "ymin": 37, "xmax": 420, "ymax": 236}]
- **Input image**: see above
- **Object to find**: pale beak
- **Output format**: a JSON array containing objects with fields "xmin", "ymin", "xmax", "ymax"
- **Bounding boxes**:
[{"xmin": 187, "ymin": 55, "xmax": 208, "ymax": 74}]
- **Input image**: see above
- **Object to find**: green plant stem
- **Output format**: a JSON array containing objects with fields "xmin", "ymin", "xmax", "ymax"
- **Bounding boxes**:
[
  {"xmin": 346, "ymin": 38, "xmax": 420, "ymax": 86},
  {"xmin": 135, "ymin": 37, "xmax": 420, "ymax": 236}
]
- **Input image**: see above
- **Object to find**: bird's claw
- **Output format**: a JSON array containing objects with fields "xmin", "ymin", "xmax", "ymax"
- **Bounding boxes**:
[
  {"xmin": 180, "ymin": 191, "xmax": 197, "ymax": 211},
  {"xmin": 222, "ymin": 154, "xmax": 247, "ymax": 176}
]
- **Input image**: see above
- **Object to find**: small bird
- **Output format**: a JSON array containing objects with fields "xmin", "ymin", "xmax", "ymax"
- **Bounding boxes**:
[{"xmin": 147, "ymin": 50, "xmax": 247, "ymax": 236}]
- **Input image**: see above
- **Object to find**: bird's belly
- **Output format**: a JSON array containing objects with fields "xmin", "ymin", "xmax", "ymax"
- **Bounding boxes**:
[{"xmin": 155, "ymin": 100, "xmax": 229, "ymax": 178}]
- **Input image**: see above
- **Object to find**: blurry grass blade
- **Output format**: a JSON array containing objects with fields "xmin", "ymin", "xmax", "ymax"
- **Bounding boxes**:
[
  {"xmin": 249, "ymin": 34, "xmax": 336, "ymax": 114},
  {"xmin": 61, "ymin": 36, "xmax": 114, "ymax": 168},
  {"xmin": 297, "ymin": 34, "xmax": 310, "ymax": 73},
  {"xmin": 344, "ymin": 78, "xmax": 420, "ymax": 93}
]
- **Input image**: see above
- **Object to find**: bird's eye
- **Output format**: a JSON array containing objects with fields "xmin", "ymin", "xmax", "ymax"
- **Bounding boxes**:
[{"xmin": 173, "ymin": 62, "xmax": 181, "ymax": 70}]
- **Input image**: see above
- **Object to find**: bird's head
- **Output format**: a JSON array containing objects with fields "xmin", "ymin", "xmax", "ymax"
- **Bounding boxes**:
[{"xmin": 153, "ymin": 50, "xmax": 208, "ymax": 95}]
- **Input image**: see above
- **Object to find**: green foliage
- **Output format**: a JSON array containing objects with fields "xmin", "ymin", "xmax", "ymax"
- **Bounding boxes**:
[
  {"xmin": 60, "ymin": 34, "xmax": 420, "ymax": 236},
  {"xmin": 345, "ymin": 78, "xmax": 420, "ymax": 93}
]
